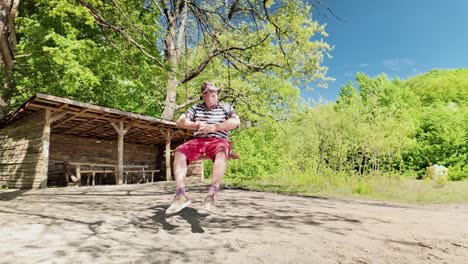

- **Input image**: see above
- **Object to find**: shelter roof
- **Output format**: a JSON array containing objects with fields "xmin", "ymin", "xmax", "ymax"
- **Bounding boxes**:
[{"xmin": 0, "ymin": 93, "xmax": 192, "ymax": 145}]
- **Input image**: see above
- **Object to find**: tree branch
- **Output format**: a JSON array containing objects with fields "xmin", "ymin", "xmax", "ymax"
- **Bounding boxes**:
[
  {"xmin": 262, "ymin": 0, "xmax": 289, "ymax": 70},
  {"xmin": 175, "ymin": 0, "xmax": 187, "ymax": 53},
  {"xmin": 181, "ymin": 32, "xmax": 277, "ymax": 83},
  {"xmin": 110, "ymin": 0, "xmax": 154, "ymax": 47},
  {"xmin": 227, "ymin": 90, "xmax": 287, "ymax": 132},
  {"xmin": 75, "ymin": 0, "xmax": 166, "ymax": 69},
  {"xmin": 228, "ymin": 53, "xmax": 281, "ymax": 72},
  {"xmin": 227, "ymin": 0, "xmax": 240, "ymax": 20},
  {"xmin": 101, "ymin": 27, "xmax": 134, "ymax": 65},
  {"xmin": 176, "ymin": 98, "xmax": 199, "ymax": 110}
]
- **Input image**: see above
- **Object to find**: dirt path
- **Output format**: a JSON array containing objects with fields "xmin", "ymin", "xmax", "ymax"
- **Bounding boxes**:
[{"xmin": 1, "ymin": 182, "xmax": 467, "ymax": 264}]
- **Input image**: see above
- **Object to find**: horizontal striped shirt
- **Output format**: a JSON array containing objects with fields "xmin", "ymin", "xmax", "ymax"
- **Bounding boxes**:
[{"xmin": 185, "ymin": 102, "xmax": 237, "ymax": 140}]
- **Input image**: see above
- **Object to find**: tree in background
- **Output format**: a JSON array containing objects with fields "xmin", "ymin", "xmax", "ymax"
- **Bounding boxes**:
[
  {"xmin": 224, "ymin": 59, "xmax": 468, "ymax": 184},
  {"xmin": 329, "ymin": 73, "xmax": 419, "ymax": 176},
  {"xmin": 10, "ymin": 0, "xmax": 167, "ymax": 115},
  {"xmin": 402, "ymin": 69, "xmax": 468, "ymax": 179},
  {"xmin": 0, "ymin": 0, "xmax": 19, "ymax": 118},
  {"xmin": 3, "ymin": 0, "xmax": 333, "ymax": 122},
  {"xmin": 72, "ymin": 0, "xmax": 333, "ymax": 120}
]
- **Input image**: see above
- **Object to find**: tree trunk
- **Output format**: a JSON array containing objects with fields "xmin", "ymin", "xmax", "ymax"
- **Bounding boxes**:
[
  {"xmin": 160, "ymin": 1, "xmax": 186, "ymax": 121},
  {"xmin": 160, "ymin": 27, "xmax": 179, "ymax": 119},
  {"xmin": 0, "ymin": 71, "xmax": 14, "ymax": 118},
  {"xmin": 0, "ymin": 0, "xmax": 19, "ymax": 118},
  {"xmin": 161, "ymin": 76, "xmax": 179, "ymax": 120}
]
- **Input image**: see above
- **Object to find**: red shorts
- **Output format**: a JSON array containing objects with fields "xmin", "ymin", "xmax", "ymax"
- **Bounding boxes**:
[{"xmin": 175, "ymin": 137, "xmax": 231, "ymax": 165}]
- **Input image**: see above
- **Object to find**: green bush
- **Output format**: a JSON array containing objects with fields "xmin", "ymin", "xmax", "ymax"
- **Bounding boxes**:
[
  {"xmin": 352, "ymin": 180, "xmax": 373, "ymax": 195},
  {"xmin": 448, "ymin": 165, "xmax": 468, "ymax": 181}
]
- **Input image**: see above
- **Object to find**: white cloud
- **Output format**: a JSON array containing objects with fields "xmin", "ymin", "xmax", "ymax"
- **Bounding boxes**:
[
  {"xmin": 344, "ymin": 72, "xmax": 354, "ymax": 77},
  {"xmin": 383, "ymin": 58, "xmax": 414, "ymax": 71},
  {"xmin": 359, "ymin": 63, "xmax": 368, "ymax": 67}
]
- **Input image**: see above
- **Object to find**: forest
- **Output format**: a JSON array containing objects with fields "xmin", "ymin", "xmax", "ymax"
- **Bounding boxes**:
[{"xmin": 1, "ymin": 1, "xmax": 467, "ymax": 197}]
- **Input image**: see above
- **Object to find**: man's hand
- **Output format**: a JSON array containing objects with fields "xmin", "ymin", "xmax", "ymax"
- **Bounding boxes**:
[
  {"xmin": 194, "ymin": 121, "xmax": 203, "ymax": 130},
  {"xmin": 197, "ymin": 123, "xmax": 216, "ymax": 135}
]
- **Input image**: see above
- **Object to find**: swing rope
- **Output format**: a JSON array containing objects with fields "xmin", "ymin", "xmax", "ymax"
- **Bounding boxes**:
[
  {"xmin": 224, "ymin": 50, "xmax": 240, "ymax": 160},
  {"xmin": 226, "ymin": 52, "xmax": 231, "ymax": 92},
  {"xmin": 184, "ymin": 2, "xmax": 189, "ymax": 111}
]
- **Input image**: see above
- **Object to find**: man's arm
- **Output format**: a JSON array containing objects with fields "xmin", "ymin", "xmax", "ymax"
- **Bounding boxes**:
[
  {"xmin": 197, "ymin": 114, "xmax": 241, "ymax": 134},
  {"xmin": 215, "ymin": 114, "xmax": 241, "ymax": 131},
  {"xmin": 175, "ymin": 113, "xmax": 201, "ymax": 130}
]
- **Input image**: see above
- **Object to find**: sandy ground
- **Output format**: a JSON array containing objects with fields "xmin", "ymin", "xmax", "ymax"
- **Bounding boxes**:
[{"xmin": 1, "ymin": 182, "xmax": 467, "ymax": 264}]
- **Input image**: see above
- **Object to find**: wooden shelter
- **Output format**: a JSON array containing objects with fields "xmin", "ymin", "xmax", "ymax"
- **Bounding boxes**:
[{"xmin": 0, "ymin": 93, "xmax": 201, "ymax": 189}]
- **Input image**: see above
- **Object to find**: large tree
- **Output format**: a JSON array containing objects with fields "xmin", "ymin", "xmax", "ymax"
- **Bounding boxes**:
[
  {"xmin": 73, "ymin": 0, "xmax": 332, "ymax": 120},
  {"xmin": 0, "ymin": 0, "xmax": 19, "ymax": 118},
  {"xmin": 11, "ymin": 0, "xmax": 166, "ymax": 116}
]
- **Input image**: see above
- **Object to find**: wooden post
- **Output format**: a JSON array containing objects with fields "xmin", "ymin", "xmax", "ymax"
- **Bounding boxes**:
[
  {"xmin": 165, "ymin": 135, "xmax": 171, "ymax": 181},
  {"xmin": 39, "ymin": 109, "xmax": 51, "ymax": 189},
  {"xmin": 160, "ymin": 129, "xmax": 173, "ymax": 181},
  {"xmin": 117, "ymin": 124, "xmax": 124, "ymax": 184},
  {"xmin": 111, "ymin": 121, "xmax": 133, "ymax": 185},
  {"xmin": 40, "ymin": 110, "xmax": 68, "ymax": 188},
  {"xmin": 76, "ymin": 165, "xmax": 81, "ymax": 186},
  {"xmin": 42, "ymin": 110, "xmax": 69, "ymax": 188}
]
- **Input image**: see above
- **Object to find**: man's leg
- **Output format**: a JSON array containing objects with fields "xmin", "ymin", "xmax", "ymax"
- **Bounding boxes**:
[
  {"xmin": 166, "ymin": 151, "xmax": 191, "ymax": 215},
  {"xmin": 203, "ymin": 151, "xmax": 227, "ymax": 213},
  {"xmin": 173, "ymin": 151, "xmax": 188, "ymax": 194},
  {"xmin": 211, "ymin": 151, "xmax": 227, "ymax": 191}
]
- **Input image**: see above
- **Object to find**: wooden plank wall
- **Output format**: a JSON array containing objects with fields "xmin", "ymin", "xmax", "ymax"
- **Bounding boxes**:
[
  {"xmin": 48, "ymin": 135, "xmax": 203, "ymax": 186},
  {"xmin": 48, "ymin": 134, "xmax": 163, "ymax": 186},
  {"xmin": 0, "ymin": 111, "xmax": 47, "ymax": 189},
  {"xmin": 0, "ymin": 111, "xmax": 204, "ymax": 188},
  {"xmin": 187, "ymin": 159, "xmax": 204, "ymax": 180}
]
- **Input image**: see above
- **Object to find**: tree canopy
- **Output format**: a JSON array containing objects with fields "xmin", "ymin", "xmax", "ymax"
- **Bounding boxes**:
[
  {"xmin": 1, "ymin": 1, "xmax": 466, "ymax": 184},
  {"xmin": 1, "ymin": 0, "xmax": 333, "ymax": 122},
  {"xmin": 225, "ymin": 69, "xmax": 467, "ymax": 183}
]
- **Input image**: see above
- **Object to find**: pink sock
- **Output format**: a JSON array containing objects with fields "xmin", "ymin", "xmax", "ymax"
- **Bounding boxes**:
[
  {"xmin": 176, "ymin": 187, "xmax": 186, "ymax": 197},
  {"xmin": 208, "ymin": 186, "xmax": 218, "ymax": 196}
]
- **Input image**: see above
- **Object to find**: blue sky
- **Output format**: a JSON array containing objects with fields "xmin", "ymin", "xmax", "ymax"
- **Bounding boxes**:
[{"xmin": 301, "ymin": 0, "xmax": 468, "ymax": 102}]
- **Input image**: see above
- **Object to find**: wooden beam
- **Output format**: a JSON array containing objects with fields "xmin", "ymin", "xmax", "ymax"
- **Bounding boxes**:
[
  {"xmin": 33, "ymin": 93, "xmax": 177, "ymax": 126},
  {"xmin": 40, "ymin": 109, "xmax": 52, "ymax": 188},
  {"xmin": 111, "ymin": 121, "xmax": 123, "ymax": 184},
  {"xmin": 51, "ymin": 108, "xmax": 87, "ymax": 127},
  {"xmin": 160, "ymin": 129, "xmax": 174, "ymax": 181},
  {"xmin": 28, "ymin": 103, "xmax": 191, "ymax": 137},
  {"xmin": 68, "ymin": 119, "xmax": 113, "ymax": 135},
  {"xmin": 110, "ymin": 120, "xmax": 133, "ymax": 184},
  {"xmin": 47, "ymin": 111, "xmax": 68, "ymax": 126},
  {"xmin": 60, "ymin": 112, "xmax": 111, "ymax": 131}
]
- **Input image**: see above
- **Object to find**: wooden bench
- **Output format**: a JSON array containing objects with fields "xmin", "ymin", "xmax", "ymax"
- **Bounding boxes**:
[
  {"xmin": 122, "ymin": 165, "xmax": 160, "ymax": 184},
  {"xmin": 68, "ymin": 162, "xmax": 116, "ymax": 186},
  {"xmin": 56, "ymin": 162, "xmax": 159, "ymax": 186}
]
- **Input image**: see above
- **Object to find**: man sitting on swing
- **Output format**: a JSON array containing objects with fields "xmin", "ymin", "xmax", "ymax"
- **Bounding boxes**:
[{"xmin": 166, "ymin": 81, "xmax": 241, "ymax": 214}]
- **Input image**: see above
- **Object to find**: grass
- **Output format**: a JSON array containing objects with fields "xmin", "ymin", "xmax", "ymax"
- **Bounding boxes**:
[
  {"xmin": 222, "ymin": 174, "xmax": 468, "ymax": 204},
  {"xmin": 364, "ymin": 178, "xmax": 468, "ymax": 204}
]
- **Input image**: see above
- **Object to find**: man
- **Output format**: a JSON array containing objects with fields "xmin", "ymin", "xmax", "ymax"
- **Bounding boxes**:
[{"xmin": 166, "ymin": 81, "xmax": 240, "ymax": 214}]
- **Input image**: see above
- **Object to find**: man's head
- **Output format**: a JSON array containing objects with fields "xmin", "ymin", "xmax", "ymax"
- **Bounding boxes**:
[
  {"xmin": 201, "ymin": 81, "xmax": 220, "ymax": 94},
  {"xmin": 200, "ymin": 81, "xmax": 220, "ymax": 105}
]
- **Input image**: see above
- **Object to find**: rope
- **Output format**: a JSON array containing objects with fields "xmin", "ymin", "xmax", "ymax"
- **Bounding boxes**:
[
  {"xmin": 184, "ymin": 1, "xmax": 189, "ymax": 111},
  {"xmin": 227, "ymin": 52, "xmax": 231, "ymax": 90}
]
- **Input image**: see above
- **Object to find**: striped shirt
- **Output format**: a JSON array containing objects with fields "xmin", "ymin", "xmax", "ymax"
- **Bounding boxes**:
[{"xmin": 185, "ymin": 102, "xmax": 237, "ymax": 139}]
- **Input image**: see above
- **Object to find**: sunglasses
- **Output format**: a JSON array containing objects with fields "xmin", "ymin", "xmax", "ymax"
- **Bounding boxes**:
[{"xmin": 203, "ymin": 89, "xmax": 219, "ymax": 94}]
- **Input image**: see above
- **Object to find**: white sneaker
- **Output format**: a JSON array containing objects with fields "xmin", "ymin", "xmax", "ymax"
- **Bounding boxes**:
[
  {"xmin": 166, "ymin": 196, "xmax": 191, "ymax": 215},
  {"xmin": 203, "ymin": 195, "xmax": 216, "ymax": 213}
]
